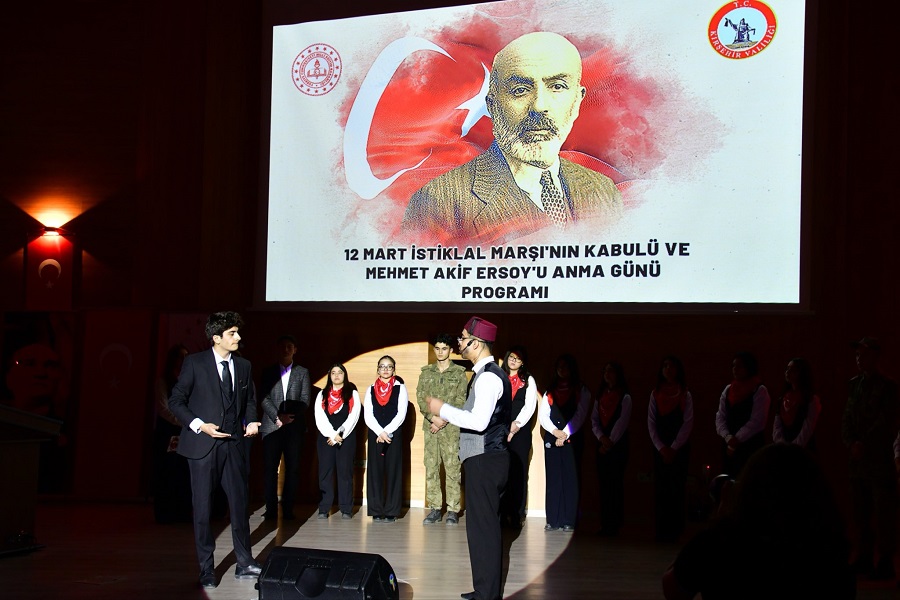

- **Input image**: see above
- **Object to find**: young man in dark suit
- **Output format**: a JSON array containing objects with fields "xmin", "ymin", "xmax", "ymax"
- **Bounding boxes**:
[{"xmin": 168, "ymin": 311, "xmax": 262, "ymax": 589}]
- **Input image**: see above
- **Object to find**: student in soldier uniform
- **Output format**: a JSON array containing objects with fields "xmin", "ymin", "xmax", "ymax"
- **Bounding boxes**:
[{"xmin": 416, "ymin": 333, "xmax": 468, "ymax": 525}]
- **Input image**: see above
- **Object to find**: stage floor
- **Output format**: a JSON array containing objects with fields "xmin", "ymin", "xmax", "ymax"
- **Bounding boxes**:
[{"xmin": 0, "ymin": 503, "xmax": 896, "ymax": 599}]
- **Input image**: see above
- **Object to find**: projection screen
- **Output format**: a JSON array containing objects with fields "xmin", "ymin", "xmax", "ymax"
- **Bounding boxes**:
[{"xmin": 265, "ymin": 0, "xmax": 807, "ymax": 306}]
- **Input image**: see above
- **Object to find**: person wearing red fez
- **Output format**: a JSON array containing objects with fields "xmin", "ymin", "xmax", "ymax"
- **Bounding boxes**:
[{"xmin": 427, "ymin": 316, "xmax": 511, "ymax": 600}]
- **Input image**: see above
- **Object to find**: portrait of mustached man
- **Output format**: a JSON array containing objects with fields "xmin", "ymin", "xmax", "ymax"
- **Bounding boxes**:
[{"xmin": 402, "ymin": 32, "xmax": 622, "ymax": 245}]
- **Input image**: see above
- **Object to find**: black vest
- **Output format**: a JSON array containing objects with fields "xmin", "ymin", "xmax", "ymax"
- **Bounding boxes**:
[
  {"xmin": 595, "ymin": 393, "xmax": 626, "ymax": 438},
  {"xmin": 726, "ymin": 386, "xmax": 758, "ymax": 435},
  {"xmin": 326, "ymin": 398, "xmax": 350, "ymax": 430},
  {"xmin": 510, "ymin": 379, "xmax": 527, "ymax": 420},
  {"xmin": 779, "ymin": 396, "xmax": 810, "ymax": 444},
  {"xmin": 371, "ymin": 381, "xmax": 402, "ymax": 428},
  {"xmin": 461, "ymin": 361, "xmax": 511, "ymax": 455},
  {"xmin": 656, "ymin": 404, "xmax": 684, "ymax": 447},
  {"xmin": 543, "ymin": 385, "xmax": 580, "ymax": 445}
]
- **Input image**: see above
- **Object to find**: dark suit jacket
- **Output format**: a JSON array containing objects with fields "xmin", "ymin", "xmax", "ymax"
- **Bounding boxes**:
[
  {"xmin": 168, "ymin": 349, "xmax": 257, "ymax": 460},
  {"xmin": 401, "ymin": 141, "xmax": 622, "ymax": 245},
  {"xmin": 260, "ymin": 363, "xmax": 311, "ymax": 437}
]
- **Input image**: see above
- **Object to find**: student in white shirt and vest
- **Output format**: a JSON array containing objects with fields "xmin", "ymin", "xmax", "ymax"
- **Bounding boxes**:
[{"xmin": 427, "ymin": 316, "xmax": 511, "ymax": 600}]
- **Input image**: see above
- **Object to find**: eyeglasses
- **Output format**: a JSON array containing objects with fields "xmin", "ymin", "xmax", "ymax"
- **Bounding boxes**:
[
  {"xmin": 377, "ymin": 364, "xmax": 395, "ymax": 371},
  {"xmin": 457, "ymin": 336, "xmax": 479, "ymax": 351}
]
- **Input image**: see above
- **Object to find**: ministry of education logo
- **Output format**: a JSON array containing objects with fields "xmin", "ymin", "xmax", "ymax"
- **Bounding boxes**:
[
  {"xmin": 709, "ymin": 1, "xmax": 777, "ymax": 59},
  {"xmin": 293, "ymin": 43, "xmax": 342, "ymax": 95}
]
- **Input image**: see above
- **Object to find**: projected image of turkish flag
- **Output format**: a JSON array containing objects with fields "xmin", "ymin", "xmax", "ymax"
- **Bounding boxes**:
[{"xmin": 342, "ymin": 27, "xmax": 659, "ymax": 215}]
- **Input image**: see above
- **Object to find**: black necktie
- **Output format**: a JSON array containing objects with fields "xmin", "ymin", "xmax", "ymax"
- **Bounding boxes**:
[
  {"xmin": 221, "ymin": 360, "xmax": 233, "ymax": 399},
  {"xmin": 540, "ymin": 170, "xmax": 568, "ymax": 228}
]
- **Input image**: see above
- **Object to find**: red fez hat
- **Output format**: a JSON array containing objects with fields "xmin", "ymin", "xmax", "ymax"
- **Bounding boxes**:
[{"xmin": 464, "ymin": 316, "xmax": 497, "ymax": 342}]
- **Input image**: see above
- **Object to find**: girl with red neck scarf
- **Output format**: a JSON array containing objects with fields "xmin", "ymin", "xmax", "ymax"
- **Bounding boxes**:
[
  {"xmin": 772, "ymin": 358, "xmax": 820, "ymax": 450},
  {"xmin": 314, "ymin": 363, "xmax": 361, "ymax": 519},
  {"xmin": 715, "ymin": 351, "xmax": 770, "ymax": 478},
  {"xmin": 499, "ymin": 346, "xmax": 539, "ymax": 529},
  {"xmin": 538, "ymin": 354, "xmax": 591, "ymax": 532},
  {"xmin": 363, "ymin": 355, "xmax": 408, "ymax": 523},
  {"xmin": 648, "ymin": 356, "xmax": 693, "ymax": 542},
  {"xmin": 591, "ymin": 361, "xmax": 632, "ymax": 537}
]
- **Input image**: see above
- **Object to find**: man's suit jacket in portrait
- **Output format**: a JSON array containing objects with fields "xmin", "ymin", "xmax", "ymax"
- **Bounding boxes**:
[
  {"xmin": 260, "ymin": 363, "xmax": 311, "ymax": 438},
  {"xmin": 168, "ymin": 349, "xmax": 257, "ymax": 460},
  {"xmin": 402, "ymin": 141, "xmax": 622, "ymax": 246}
]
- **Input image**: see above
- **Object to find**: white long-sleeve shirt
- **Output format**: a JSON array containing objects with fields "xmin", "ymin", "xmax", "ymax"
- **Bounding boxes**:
[
  {"xmin": 314, "ymin": 388, "xmax": 361, "ymax": 443},
  {"xmin": 363, "ymin": 379, "xmax": 408, "ymax": 436},
  {"xmin": 440, "ymin": 356, "xmax": 503, "ymax": 432},
  {"xmin": 715, "ymin": 384, "xmax": 770, "ymax": 442},
  {"xmin": 511, "ymin": 375, "xmax": 539, "ymax": 427},
  {"xmin": 591, "ymin": 393, "xmax": 632, "ymax": 444},
  {"xmin": 538, "ymin": 384, "xmax": 591, "ymax": 437},
  {"xmin": 772, "ymin": 394, "xmax": 821, "ymax": 447}
]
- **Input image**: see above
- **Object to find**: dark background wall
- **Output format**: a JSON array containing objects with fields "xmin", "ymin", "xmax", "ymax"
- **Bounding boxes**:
[{"xmin": 1, "ymin": 0, "xmax": 898, "ymax": 522}]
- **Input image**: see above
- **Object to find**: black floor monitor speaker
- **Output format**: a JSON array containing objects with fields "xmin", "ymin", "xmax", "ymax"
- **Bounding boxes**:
[{"xmin": 257, "ymin": 546, "xmax": 399, "ymax": 599}]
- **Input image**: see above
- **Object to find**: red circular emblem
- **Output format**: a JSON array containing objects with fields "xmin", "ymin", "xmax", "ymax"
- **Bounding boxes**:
[
  {"xmin": 708, "ymin": 1, "xmax": 777, "ymax": 60},
  {"xmin": 292, "ymin": 44, "xmax": 342, "ymax": 95}
]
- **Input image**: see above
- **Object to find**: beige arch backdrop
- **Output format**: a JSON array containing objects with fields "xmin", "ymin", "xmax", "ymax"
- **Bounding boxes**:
[{"xmin": 312, "ymin": 341, "xmax": 548, "ymax": 516}]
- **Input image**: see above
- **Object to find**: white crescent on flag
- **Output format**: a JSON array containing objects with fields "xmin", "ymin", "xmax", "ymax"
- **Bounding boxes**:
[
  {"xmin": 343, "ymin": 37, "xmax": 489, "ymax": 200},
  {"xmin": 38, "ymin": 259, "xmax": 62, "ymax": 278}
]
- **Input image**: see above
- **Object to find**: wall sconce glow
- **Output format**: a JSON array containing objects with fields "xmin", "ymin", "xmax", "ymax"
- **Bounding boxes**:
[
  {"xmin": 42, "ymin": 227, "xmax": 61, "ymax": 237},
  {"xmin": 33, "ymin": 209, "xmax": 77, "ymax": 229},
  {"xmin": 24, "ymin": 193, "xmax": 84, "ymax": 229}
]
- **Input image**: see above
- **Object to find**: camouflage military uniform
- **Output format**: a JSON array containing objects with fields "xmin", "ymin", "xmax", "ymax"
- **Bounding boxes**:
[{"xmin": 417, "ymin": 361, "xmax": 468, "ymax": 512}]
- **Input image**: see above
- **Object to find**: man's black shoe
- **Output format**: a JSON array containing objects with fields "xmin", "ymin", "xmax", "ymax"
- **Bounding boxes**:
[
  {"xmin": 199, "ymin": 570, "xmax": 217, "ymax": 589},
  {"xmin": 235, "ymin": 562, "xmax": 262, "ymax": 579}
]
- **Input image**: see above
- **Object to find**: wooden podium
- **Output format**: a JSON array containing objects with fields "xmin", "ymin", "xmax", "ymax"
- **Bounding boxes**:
[{"xmin": 0, "ymin": 405, "xmax": 62, "ymax": 556}]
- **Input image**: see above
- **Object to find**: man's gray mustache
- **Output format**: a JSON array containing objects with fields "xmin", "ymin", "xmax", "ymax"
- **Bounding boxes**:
[{"xmin": 516, "ymin": 113, "xmax": 559, "ymax": 138}]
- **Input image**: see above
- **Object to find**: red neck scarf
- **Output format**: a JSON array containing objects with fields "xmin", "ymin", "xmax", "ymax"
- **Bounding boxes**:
[
  {"xmin": 656, "ymin": 382, "xmax": 686, "ymax": 416},
  {"xmin": 509, "ymin": 373, "xmax": 525, "ymax": 397},
  {"xmin": 599, "ymin": 389, "xmax": 621, "ymax": 428},
  {"xmin": 374, "ymin": 377, "xmax": 394, "ymax": 406},
  {"xmin": 780, "ymin": 389, "xmax": 804, "ymax": 427},
  {"xmin": 327, "ymin": 387, "xmax": 344, "ymax": 415},
  {"xmin": 550, "ymin": 379, "xmax": 572, "ymax": 407},
  {"xmin": 728, "ymin": 376, "xmax": 761, "ymax": 406}
]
